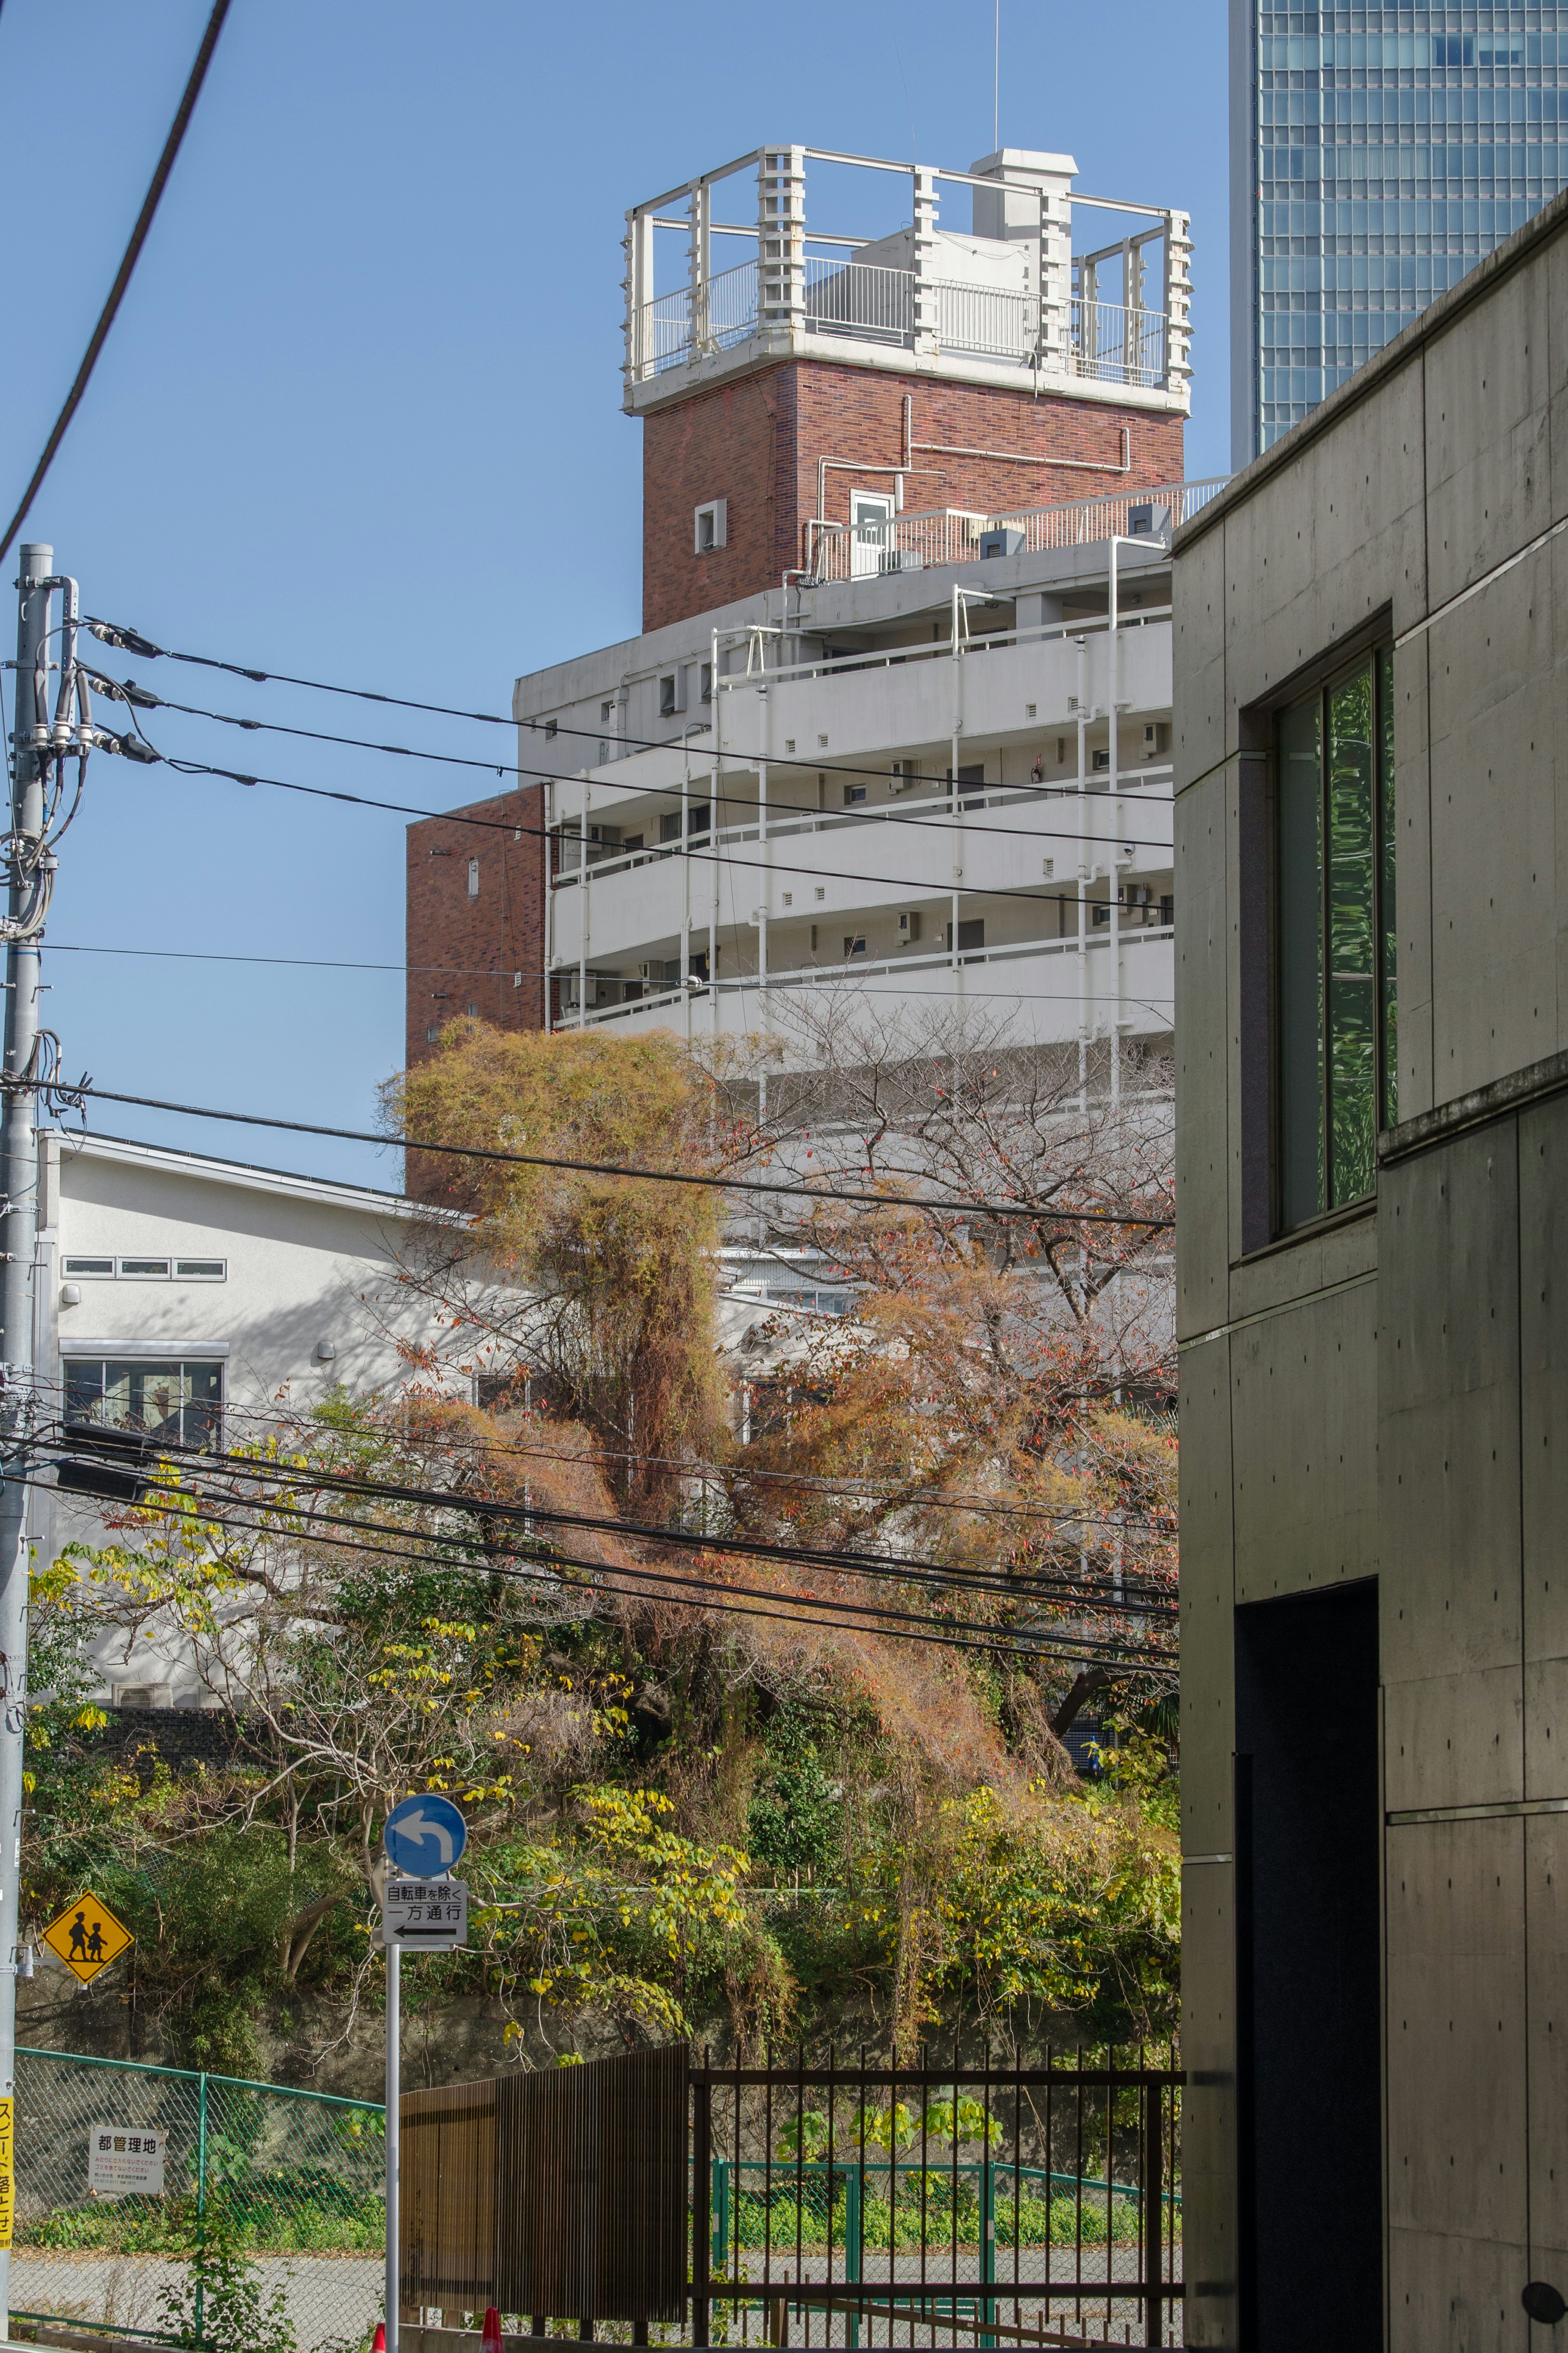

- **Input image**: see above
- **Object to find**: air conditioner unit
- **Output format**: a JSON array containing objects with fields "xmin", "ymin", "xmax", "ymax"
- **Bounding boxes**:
[
  {"xmin": 898, "ymin": 911, "xmax": 922, "ymax": 943},
  {"xmin": 978, "ymin": 527, "xmax": 1025, "ymax": 560},
  {"xmin": 889, "ymin": 762, "xmax": 917, "ymax": 794},
  {"xmin": 1127, "ymin": 502, "xmax": 1171, "ymax": 539}
]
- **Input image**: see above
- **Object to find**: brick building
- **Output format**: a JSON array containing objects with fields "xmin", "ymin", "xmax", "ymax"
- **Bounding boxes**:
[{"xmin": 408, "ymin": 143, "xmax": 1215, "ymax": 1138}]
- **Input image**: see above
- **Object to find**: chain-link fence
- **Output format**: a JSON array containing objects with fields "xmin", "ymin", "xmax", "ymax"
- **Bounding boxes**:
[{"xmin": 11, "ymin": 2046, "xmax": 385, "ymax": 2352}]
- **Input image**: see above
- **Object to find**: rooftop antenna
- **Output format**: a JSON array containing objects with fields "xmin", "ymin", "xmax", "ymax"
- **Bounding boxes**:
[{"xmin": 993, "ymin": 0, "xmax": 1000, "ymax": 151}]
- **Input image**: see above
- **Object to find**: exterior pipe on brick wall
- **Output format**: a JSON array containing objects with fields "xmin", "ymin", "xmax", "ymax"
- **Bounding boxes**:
[{"xmin": 902, "ymin": 391, "xmax": 1131, "ymax": 476}]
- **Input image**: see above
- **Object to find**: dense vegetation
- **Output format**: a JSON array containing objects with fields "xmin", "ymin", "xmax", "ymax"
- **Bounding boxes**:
[{"xmin": 27, "ymin": 1015, "xmax": 1178, "ymax": 2083}]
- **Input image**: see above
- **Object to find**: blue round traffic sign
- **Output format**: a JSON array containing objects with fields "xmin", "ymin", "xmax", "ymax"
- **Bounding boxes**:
[{"xmin": 383, "ymin": 1793, "xmax": 468, "ymax": 1876}]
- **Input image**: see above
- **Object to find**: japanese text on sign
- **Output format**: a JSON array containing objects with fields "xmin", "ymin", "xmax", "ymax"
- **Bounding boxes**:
[
  {"xmin": 88, "ymin": 2123, "xmax": 166, "ymax": 2199},
  {"xmin": 382, "ymin": 1877, "xmax": 468, "ymax": 1949}
]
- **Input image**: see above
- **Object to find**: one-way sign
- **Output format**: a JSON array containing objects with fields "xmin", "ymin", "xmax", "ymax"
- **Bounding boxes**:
[{"xmin": 382, "ymin": 1877, "xmax": 467, "ymax": 1950}]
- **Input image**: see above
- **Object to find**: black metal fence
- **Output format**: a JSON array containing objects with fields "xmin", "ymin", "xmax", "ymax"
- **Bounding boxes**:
[{"xmin": 691, "ymin": 2046, "xmax": 1181, "ymax": 2351}]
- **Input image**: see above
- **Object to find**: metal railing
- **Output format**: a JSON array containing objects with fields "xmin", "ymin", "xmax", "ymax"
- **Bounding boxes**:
[
  {"xmin": 1072, "ymin": 299, "xmax": 1167, "ymax": 389},
  {"xmin": 553, "ymin": 925, "xmax": 1174, "ymax": 1033},
  {"xmin": 634, "ymin": 264, "xmax": 1169, "ymax": 391},
  {"xmin": 691, "ymin": 2045, "xmax": 1183, "ymax": 2348},
  {"xmin": 10, "ymin": 2045, "xmax": 384, "ymax": 2353},
  {"xmin": 806, "ymin": 479, "xmax": 1227, "ymax": 583}
]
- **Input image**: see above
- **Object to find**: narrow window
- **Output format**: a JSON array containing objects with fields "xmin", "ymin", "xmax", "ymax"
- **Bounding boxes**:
[
  {"xmin": 1276, "ymin": 646, "xmax": 1396, "ymax": 1231},
  {"xmin": 467, "ymin": 857, "xmax": 480, "ymax": 897}
]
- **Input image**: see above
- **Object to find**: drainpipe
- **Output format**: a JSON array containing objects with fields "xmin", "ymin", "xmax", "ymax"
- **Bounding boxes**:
[
  {"xmin": 579, "ymin": 769, "xmax": 589, "ymax": 1030},
  {"xmin": 1108, "ymin": 546, "xmax": 1122, "ymax": 1108},
  {"xmin": 710, "ymin": 626, "xmax": 720, "ymax": 1042},
  {"xmin": 1075, "ymin": 634, "xmax": 1089, "ymax": 1112}
]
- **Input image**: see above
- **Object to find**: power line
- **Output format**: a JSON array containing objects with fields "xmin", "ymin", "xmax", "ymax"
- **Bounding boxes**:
[
  {"xmin": 43, "ymin": 939, "xmax": 1174, "ymax": 1013},
  {"xmin": 82, "ymin": 619, "xmax": 1176, "ymax": 811},
  {"xmin": 96, "ymin": 1377, "xmax": 1176, "ymax": 1537},
  {"xmin": 78, "ymin": 1430, "xmax": 1175, "ymax": 1619},
  {"xmin": 154, "ymin": 752, "xmax": 1174, "ymax": 901},
  {"xmin": 47, "ymin": 1081, "xmax": 1175, "ymax": 1228},
  {"xmin": 0, "ymin": 4, "xmax": 232, "ymax": 566},
  {"xmin": 97, "ymin": 676, "xmax": 1174, "ymax": 839},
  {"xmin": 33, "ymin": 1460, "xmax": 1160, "ymax": 1671}
]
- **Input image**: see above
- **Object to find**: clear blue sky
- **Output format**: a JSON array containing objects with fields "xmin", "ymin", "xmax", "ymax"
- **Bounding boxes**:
[{"xmin": 0, "ymin": 0, "xmax": 1227, "ymax": 1187}]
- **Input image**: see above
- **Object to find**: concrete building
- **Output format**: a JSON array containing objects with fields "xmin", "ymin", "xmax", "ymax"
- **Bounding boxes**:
[
  {"xmin": 408, "ymin": 143, "xmax": 1226, "ymax": 1077},
  {"xmin": 38, "ymin": 1130, "xmax": 453, "ymax": 1707},
  {"xmin": 1230, "ymin": 0, "xmax": 1568, "ymax": 463},
  {"xmin": 1176, "ymin": 181, "xmax": 1568, "ymax": 2347}
]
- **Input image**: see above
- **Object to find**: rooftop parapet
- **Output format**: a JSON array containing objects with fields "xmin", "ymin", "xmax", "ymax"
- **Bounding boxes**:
[{"xmin": 622, "ymin": 145, "xmax": 1192, "ymax": 415}]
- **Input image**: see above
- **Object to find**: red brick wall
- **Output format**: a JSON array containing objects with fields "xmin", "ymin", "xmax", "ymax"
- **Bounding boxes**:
[
  {"xmin": 405, "ymin": 784, "xmax": 546, "ymax": 1072},
  {"xmin": 641, "ymin": 359, "xmax": 1185, "ymax": 630}
]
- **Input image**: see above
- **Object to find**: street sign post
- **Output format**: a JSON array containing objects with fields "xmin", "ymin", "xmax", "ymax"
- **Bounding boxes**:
[
  {"xmin": 381, "ymin": 1797, "xmax": 468, "ymax": 2353},
  {"xmin": 40, "ymin": 1894, "xmax": 134, "ymax": 1986}
]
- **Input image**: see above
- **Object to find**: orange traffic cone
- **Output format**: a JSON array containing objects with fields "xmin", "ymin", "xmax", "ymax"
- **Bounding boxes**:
[
  {"xmin": 481, "ymin": 2309, "xmax": 503, "ymax": 2353},
  {"xmin": 372, "ymin": 2329, "xmax": 386, "ymax": 2353}
]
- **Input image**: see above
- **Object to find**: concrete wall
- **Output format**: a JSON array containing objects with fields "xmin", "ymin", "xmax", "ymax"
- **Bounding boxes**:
[{"xmin": 1172, "ymin": 183, "xmax": 1568, "ymax": 2350}]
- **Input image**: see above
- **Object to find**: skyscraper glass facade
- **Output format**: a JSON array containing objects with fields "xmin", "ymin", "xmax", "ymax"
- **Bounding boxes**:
[{"xmin": 1231, "ymin": 6, "xmax": 1568, "ymax": 458}]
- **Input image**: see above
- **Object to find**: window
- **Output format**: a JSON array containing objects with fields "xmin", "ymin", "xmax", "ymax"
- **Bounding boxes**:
[
  {"xmin": 427, "ymin": 1027, "xmax": 441, "ymax": 1044},
  {"xmin": 65, "ymin": 1358, "xmax": 224, "ymax": 1452},
  {"xmin": 467, "ymin": 1002, "xmax": 480, "ymax": 1018},
  {"xmin": 600, "ymin": 701, "xmax": 614, "ymax": 725},
  {"xmin": 694, "ymin": 499, "xmax": 727, "ymax": 554},
  {"xmin": 843, "ymin": 784, "xmax": 867, "ymax": 806},
  {"xmin": 952, "ymin": 918, "xmax": 986, "ymax": 956},
  {"xmin": 544, "ymin": 718, "xmax": 557, "ymax": 740},
  {"xmin": 1276, "ymin": 647, "xmax": 1396, "ymax": 1233},
  {"xmin": 700, "ymin": 662, "xmax": 713, "ymax": 705},
  {"xmin": 843, "ymin": 935, "xmax": 867, "ymax": 959},
  {"xmin": 64, "ymin": 1256, "xmax": 228, "ymax": 1282},
  {"xmin": 467, "ymin": 857, "xmax": 479, "ymax": 897},
  {"xmin": 659, "ymin": 671, "xmax": 686, "ymax": 718}
]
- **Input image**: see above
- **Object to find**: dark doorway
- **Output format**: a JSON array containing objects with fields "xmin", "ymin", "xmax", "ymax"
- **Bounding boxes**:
[{"xmin": 1235, "ymin": 1578, "xmax": 1381, "ymax": 2351}]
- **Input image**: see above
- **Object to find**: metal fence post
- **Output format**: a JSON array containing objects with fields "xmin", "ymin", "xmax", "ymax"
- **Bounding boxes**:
[
  {"xmin": 844, "ymin": 2165, "xmax": 861, "ymax": 2350},
  {"xmin": 691, "ymin": 2060, "xmax": 711, "ymax": 2348},
  {"xmin": 1142, "ymin": 2076, "xmax": 1163, "ymax": 2349},
  {"xmin": 195, "ymin": 2070, "xmax": 208, "ymax": 2347},
  {"xmin": 980, "ymin": 2152, "xmax": 996, "ymax": 2349}
]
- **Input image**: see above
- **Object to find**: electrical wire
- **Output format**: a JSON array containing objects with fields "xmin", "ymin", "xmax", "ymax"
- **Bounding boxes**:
[
  {"xmin": 44, "ymin": 942, "xmax": 1172, "ymax": 1013},
  {"xmin": 80, "ymin": 618, "xmax": 1176, "ymax": 806},
  {"xmin": 60, "ymin": 1428, "xmax": 1175, "ymax": 1618},
  {"xmin": 0, "ymin": 3, "xmax": 232, "ymax": 566},
  {"xmin": 29, "ymin": 1462, "xmax": 1162, "ymax": 1671},
  {"xmin": 155, "ymin": 751, "xmax": 1174, "ymax": 899},
  {"xmin": 100, "ymin": 678, "xmax": 1175, "ymax": 839},
  {"xmin": 58, "ymin": 1373, "xmax": 1175, "ymax": 1539},
  {"xmin": 46, "ymin": 1081, "xmax": 1175, "ymax": 1228}
]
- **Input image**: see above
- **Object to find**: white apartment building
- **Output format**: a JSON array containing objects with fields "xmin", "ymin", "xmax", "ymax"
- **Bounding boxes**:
[{"xmin": 446, "ymin": 142, "xmax": 1225, "ymax": 1080}]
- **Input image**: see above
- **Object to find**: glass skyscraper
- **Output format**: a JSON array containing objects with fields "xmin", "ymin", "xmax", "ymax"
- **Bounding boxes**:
[{"xmin": 1231, "ymin": 5, "xmax": 1568, "ymax": 460}]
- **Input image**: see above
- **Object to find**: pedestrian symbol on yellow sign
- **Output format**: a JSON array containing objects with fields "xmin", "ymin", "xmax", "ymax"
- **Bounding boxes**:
[{"xmin": 40, "ymin": 1893, "xmax": 134, "ymax": 1984}]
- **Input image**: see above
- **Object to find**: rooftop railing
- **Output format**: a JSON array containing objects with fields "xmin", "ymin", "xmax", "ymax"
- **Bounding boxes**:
[{"xmin": 804, "ymin": 476, "xmax": 1227, "ymax": 584}]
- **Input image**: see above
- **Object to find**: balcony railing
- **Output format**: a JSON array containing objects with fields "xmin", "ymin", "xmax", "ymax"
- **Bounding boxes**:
[
  {"xmin": 634, "ymin": 268, "xmax": 1168, "ymax": 391},
  {"xmin": 805, "ymin": 476, "xmax": 1227, "ymax": 584}
]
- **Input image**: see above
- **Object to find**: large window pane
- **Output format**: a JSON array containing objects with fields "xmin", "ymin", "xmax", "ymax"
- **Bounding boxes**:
[
  {"xmin": 65, "ymin": 1358, "xmax": 223, "ymax": 1451},
  {"xmin": 1378, "ymin": 646, "xmax": 1398, "ymax": 1129},
  {"xmin": 1326, "ymin": 661, "xmax": 1376, "ymax": 1207},
  {"xmin": 1278, "ymin": 692, "xmax": 1325, "ymax": 1228}
]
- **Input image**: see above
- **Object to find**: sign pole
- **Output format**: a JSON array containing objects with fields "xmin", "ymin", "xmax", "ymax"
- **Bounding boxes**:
[{"xmin": 385, "ymin": 1939, "xmax": 399, "ymax": 2353}]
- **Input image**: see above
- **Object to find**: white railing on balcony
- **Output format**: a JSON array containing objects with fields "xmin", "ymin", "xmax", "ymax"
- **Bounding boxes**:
[
  {"xmin": 805, "ymin": 476, "xmax": 1227, "ymax": 583},
  {"xmin": 633, "ymin": 263, "xmax": 1172, "ymax": 392},
  {"xmin": 1073, "ymin": 299, "xmax": 1167, "ymax": 390},
  {"xmin": 936, "ymin": 279, "xmax": 1031, "ymax": 361},
  {"xmin": 803, "ymin": 256, "xmax": 913, "ymax": 341}
]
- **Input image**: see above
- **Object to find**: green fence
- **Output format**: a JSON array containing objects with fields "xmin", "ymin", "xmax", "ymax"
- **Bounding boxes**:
[{"xmin": 11, "ymin": 2046, "xmax": 385, "ymax": 2352}]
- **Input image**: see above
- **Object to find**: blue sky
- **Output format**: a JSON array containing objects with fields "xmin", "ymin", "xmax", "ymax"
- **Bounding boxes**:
[{"xmin": 0, "ymin": 0, "xmax": 1227, "ymax": 1186}]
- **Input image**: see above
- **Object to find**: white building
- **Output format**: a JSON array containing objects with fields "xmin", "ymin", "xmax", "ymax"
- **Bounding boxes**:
[
  {"xmin": 407, "ymin": 143, "xmax": 1223, "ymax": 1084},
  {"xmin": 38, "ymin": 1130, "xmax": 449, "ymax": 1706}
]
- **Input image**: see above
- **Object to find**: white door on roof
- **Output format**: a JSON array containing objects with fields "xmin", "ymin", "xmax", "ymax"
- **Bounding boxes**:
[{"xmin": 850, "ymin": 491, "xmax": 895, "ymax": 577}]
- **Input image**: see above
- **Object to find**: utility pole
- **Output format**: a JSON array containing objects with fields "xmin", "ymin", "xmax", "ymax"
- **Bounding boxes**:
[{"xmin": 0, "ymin": 544, "xmax": 57, "ymax": 2332}]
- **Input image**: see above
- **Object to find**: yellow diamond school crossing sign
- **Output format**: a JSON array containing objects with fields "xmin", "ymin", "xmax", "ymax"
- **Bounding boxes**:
[{"xmin": 41, "ymin": 1893, "xmax": 134, "ymax": 1985}]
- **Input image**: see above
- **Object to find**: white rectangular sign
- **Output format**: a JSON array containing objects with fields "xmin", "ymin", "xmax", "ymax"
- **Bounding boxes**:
[
  {"xmin": 383, "ymin": 1877, "xmax": 468, "ymax": 1949},
  {"xmin": 88, "ymin": 2123, "xmax": 166, "ymax": 2199}
]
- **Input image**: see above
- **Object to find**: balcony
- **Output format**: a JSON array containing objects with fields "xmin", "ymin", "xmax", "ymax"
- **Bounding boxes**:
[
  {"xmin": 624, "ymin": 145, "xmax": 1192, "ymax": 414},
  {"xmin": 803, "ymin": 476, "xmax": 1226, "ymax": 584}
]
